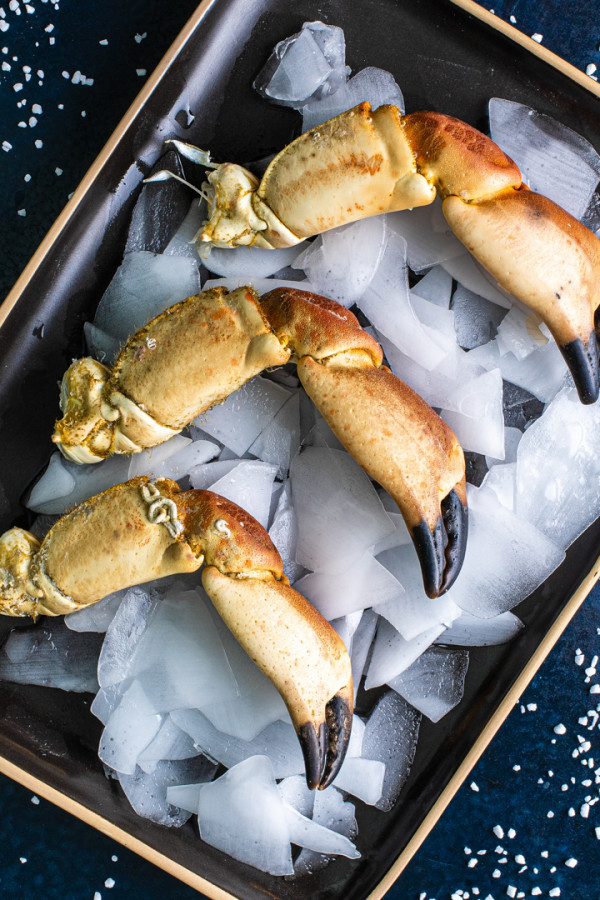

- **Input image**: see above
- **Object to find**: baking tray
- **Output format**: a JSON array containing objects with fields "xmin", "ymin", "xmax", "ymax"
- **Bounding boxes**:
[{"xmin": 1, "ymin": 1, "xmax": 600, "ymax": 898}]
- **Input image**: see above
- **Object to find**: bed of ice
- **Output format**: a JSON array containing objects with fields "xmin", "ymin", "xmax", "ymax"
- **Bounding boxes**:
[{"xmin": 2, "ymin": 19, "xmax": 600, "ymax": 879}]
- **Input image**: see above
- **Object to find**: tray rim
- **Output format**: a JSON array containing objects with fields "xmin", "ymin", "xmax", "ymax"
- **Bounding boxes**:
[{"xmin": 1, "ymin": 1, "xmax": 600, "ymax": 898}]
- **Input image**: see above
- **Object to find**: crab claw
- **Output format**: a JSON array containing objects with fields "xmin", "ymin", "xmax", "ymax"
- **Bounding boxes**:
[
  {"xmin": 201, "ymin": 566, "xmax": 354, "ymax": 789},
  {"xmin": 297, "ymin": 351, "xmax": 468, "ymax": 599},
  {"xmin": 444, "ymin": 189, "xmax": 600, "ymax": 405},
  {"xmin": 0, "ymin": 478, "xmax": 354, "ymax": 790}
]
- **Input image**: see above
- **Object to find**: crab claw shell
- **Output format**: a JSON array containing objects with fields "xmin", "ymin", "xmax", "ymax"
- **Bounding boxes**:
[
  {"xmin": 298, "ymin": 356, "xmax": 468, "ymax": 598},
  {"xmin": 201, "ymin": 566, "xmax": 353, "ymax": 789},
  {"xmin": 444, "ymin": 189, "xmax": 600, "ymax": 405}
]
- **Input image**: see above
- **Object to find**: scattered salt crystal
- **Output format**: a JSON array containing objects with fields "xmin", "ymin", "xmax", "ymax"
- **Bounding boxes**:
[
  {"xmin": 515, "ymin": 854, "xmax": 526, "ymax": 864},
  {"xmin": 136, "ymin": 68, "xmax": 146, "ymax": 76},
  {"xmin": 508, "ymin": 829, "xmax": 516, "ymax": 839},
  {"xmin": 31, "ymin": 795, "xmax": 39, "ymax": 805},
  {"xmin": 531, "ymin": 890, "xmax": 541, "ymax": 897},
  {"xmin": 104, "ymin": 879, "xmax": 115, "ymax": 888},
  {"xmin": 568, "ymin": 808, "xmax": 576, "ymax": 816},
  {"xmin": 470, "ymin": 782, "xmax": 479, "ymax": 792},
  {"xmin": 99, "ymin": 38, "xmax": 108, "ymax": 45},
  {"xmin": 507, "ymin": 888, "xmax": 516, "ymax": 899},
  {"xmin": 94, "ymin": 894, "xmax": 102, "ymax": 900},
  {"xmin": 513, "ymin": 764, "xmax": 521, "ymax": 771},
  {"xmin": 468, "ymin": 858, "xmax": 478, "ymax": 868},
  {"xmin": 565, "ymin": 858, "xmax": 578, "ymax": 868},
  {"xmin": 493, "ymin": 825, "xmax": 504, "ymax": 839},
  {"xmin": 546, "ymin": 811, "xmax": 554, "ymax": 818},
  {"xmin": 590, "ymin": 685, "xmax": 600, "ymax": 694},
  {"xmin": 464, "ymin": 846, "xmax": 472, "ymax": 854},
  {"xmin": 17, "ymin": 208, "xmax": 25, "ymax": 215},
  {"xmin": 19, "ymin": 857, "xmax": 26, "ymax": 863},
  {"xmin": 492, "ymin": 869, "xmax": 501, "ymax": 878},
  {"xmin": 34, "ymin": 138, "xmax": 42, "ymax": 147},
  {"xmin": 581, "ymin": 803, "xmax": 590, "ymax": 817},
  {"xmin": 531, "ymin": 33, "xmax": 543, "ymax": 42},
  {"xmin": 554, "ymin": 723, "xmax": 567, "ymax": 734},
  {"xmin": 111, "ymin": 855, "xmax": 118, "ymax": 862}
]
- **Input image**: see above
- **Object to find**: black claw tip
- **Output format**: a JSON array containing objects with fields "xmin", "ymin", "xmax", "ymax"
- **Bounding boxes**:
[
  {"xmin": 299, "ymin": 721, "xmax": 323, "ymax": 790},
  {"xmin": 560, "ymin": 332, "xmax": 599, "ymax": 405},
  {"xmin": 411, "ymin": 488, "xmax": 468, "ymax": 598},
  {"xmin": 439, "ymin": 488, "xmax": 468, "ymax": 593},
  {"xmin": 319, "ymin": 694, "xmax": 353, "ymax": 789}
]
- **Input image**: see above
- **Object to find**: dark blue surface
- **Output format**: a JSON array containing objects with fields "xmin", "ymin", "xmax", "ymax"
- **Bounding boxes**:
[{"xmin": 1, "ymin": 2, "xmax": 600, "ymax": 898}]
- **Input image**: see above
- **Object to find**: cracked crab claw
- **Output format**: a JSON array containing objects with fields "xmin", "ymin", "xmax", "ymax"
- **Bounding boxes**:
[{"xmin": 0, "ymin": 477, "xmax": 353, "ymax": 789}]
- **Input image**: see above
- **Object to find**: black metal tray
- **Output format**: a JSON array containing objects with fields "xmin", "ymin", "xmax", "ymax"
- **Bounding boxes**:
[{"xmin": 1, "ymin": 1, "xmax": 599, "ymax": 898}]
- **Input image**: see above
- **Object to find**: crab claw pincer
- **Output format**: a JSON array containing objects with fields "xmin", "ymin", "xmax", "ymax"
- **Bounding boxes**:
[{"xmin": 0, "ymin": 478, "xmax": 353, "ymax": 789}]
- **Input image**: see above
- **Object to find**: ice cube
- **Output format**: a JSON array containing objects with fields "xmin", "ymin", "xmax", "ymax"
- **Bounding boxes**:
[
  {"xmin": 293, "ymin": 217, "xmax": 387, "ymax": 306},
  {"xmin": 361, "ymin": 690, "xmax": 421, "ymax": 811},
  {"xmin": 294, "ymin": 787, "xmax": 358, "ymax": 875},
  {"xmin": 118, "ymin": 756, "xmax": 217, "ymax": 827},
  {"xmin": 125, "ymin": 149, "xmax": 196, "ymax": 255},
  {"xmin": 437, "ymin": 610, "xmax": 524, "ymax": 646},
  {"xmin": 129, "ymin": 585, "xmax": 239, "ymax": 713},
  {"xmin": 375, "ymin": 544, "xmax": 462, "ymax": 641},
  {"xmin": 26, "ymin": 452, "xmax": 131, "ymax": 516},
  {"xmin": 350, "ymin": 608, "xmax": 379, "ymax": 697},
  {"xmin": 334, "ymin": 757, "xmax": 385, "ymax": 805},
  {"xmin": 196, "ymin": 376, "xmax": 291, "ymax": 455},
  {"xmin": 84, "ymin": 321, "xmax": 122, "ymax": 364},
  {"xmin": 388, "ymin": 645, "xmax": 469, "ymax": 722},
  {"xmin": 489, "ymin": 98, "xmax": 600, "ymax": 220},
  {"xmin": 65, "ymin": 589, "xmax": 127, "ymax": 633},
  {"xmin": 206, "ymin": 460, "xmax": 278, "ymax": 529},
  {"xmin": 94, "ymin": 251, "xmax": 202, "ymax": 363},
  {"xmin": 26, "ymin": 452, "xmax": 75, "ymax": 511},
  {"xmin": 163, "ymin": 197, "xmax": 205, "ymax": 260},
  {"xmin": 357, "ymin": 230, "xmax": 449, "ymax": 371},
  {"xmin": 450, "ymin": 283, "xmax": 506, "ymax": 349},
  {"xmin": 448, "ymin": 484, "xmax": 565, "ymax": 617},
  {"xmin": 248, "ymin": 392, "xmax": 301, "ymax": 478},
  {"xmin": 268, "ymin": 481, "xmax": 305, "ymax": 583},
  {"xmin": 371, "ymin": 511, "xmax": 411, "ymax": 554},
  {"xmin": 277, "ymin": 775, "xmax": 315, "ymax": 818},
  {"xmin": 486, "ymin": 426, "xmax": 522, "ymax": 469},
  {"xmin": 0, "ymin": 621, "xmax": 102, "ymax": 692},
  {"xmin": 468, "ymin": 337, "xmax": 567, "ymax": 404},
  {"xmin": 365, "ymin": 618, "xmax": 444, "ymax": 689},
  {"xmin": 387, "ymin": 199, "xmax": 465, "ymax": 272},
  {"xmin": 188, "ymin": 459, "xmax": 240, "ymax": 490},
  {"xmin": 204, "ymin": 244, "xmax": 303, "ymax": 278},
  {"xmin": 481, "ymin": 461, "xmax": 517, "ymax": 511},
  {"xmin": 294, "ymin": 552, "xmax": 404, "ymax": 620},
  {"xmin": 515, "ymin": 386, "xmax": 600, "ymax": 548},
  {"xmin": 97, "ymin": 585, "xmax": 161, "ymax": 689},
  {"xmin": 99, "ymin": 680, "xmax": 162, "ymax": 774},
  {"xmin": 290, "ymin": 446, "xmax": 394, "ymax": 573},
  {"xmin": 137, "ymin": 715, "xmax": 201, "ymax": 773},
  {"xmin": 197, "ymin": 756, "xmax": 293, "ymax": 875},
  {"xmin": 200, "ymin": 606, "xmax": 289, "ymax": 741},
  {"xmin": 411, "ymin": 265, "xmax": 453, "ymax": 308},
  {"xmin": 442, "ymin": 254, "xmax": 513, "ymax": 309},
  {"xmin": 128, "ymin": 435, "xmax": 219, "ymax": 480},
  {"xmin": 496, "ymin": 306, "xmax": 549, "ymax": 360},
  {"xmin": 254, "ymin": 22, "xmax": 347, "ymax": 108},
  {"xmin": 302, "ymin": 66, "xmax": 404, "ymax": 131},
  {"xmin": 283, "ymin": 803, "xmax": 360, "ymax": 857},
  {"xmin": 441, "ymin": 368, "xmax": 505, "ymax": 458}
]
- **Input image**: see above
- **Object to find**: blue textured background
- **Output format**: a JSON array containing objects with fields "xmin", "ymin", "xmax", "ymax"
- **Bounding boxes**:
[{"xmin": 1, "ymin": 1, "xmax": 600, "ymax": 898}]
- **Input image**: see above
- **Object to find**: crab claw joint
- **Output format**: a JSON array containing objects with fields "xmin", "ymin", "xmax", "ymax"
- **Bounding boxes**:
[{"xmin": 0, "ymin": 478, "xmax": 353, "ymax": 790}]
